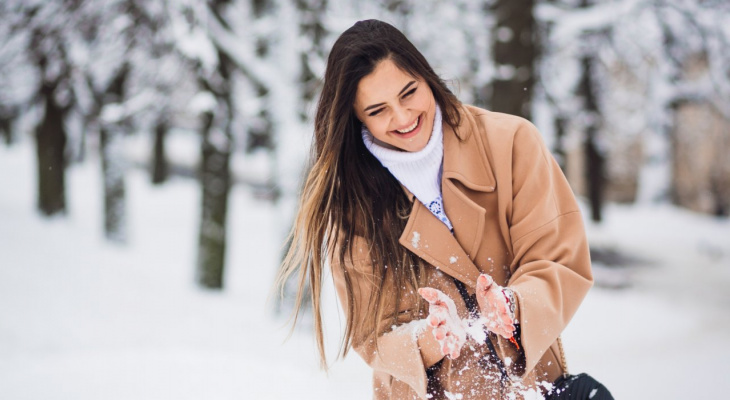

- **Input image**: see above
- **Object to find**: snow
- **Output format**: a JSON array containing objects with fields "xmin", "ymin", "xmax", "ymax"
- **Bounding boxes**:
[
  {"xmin": 188, "ymin": 92, "xmax": 217, "ymax": 115},
  {"xmin": 0, "ymin": 143, "xmax": 371, "ymax": 399},
  {"xmin": 464, "ymin": 317, "xmax": 487, "ymax": 345},
  {"xmin": 2, "ymin": 141, "xmax": 730, "ymax": 399},
  {"xmin": 412, "ymin": 231, "xmax": 421, "ymax": 249}
]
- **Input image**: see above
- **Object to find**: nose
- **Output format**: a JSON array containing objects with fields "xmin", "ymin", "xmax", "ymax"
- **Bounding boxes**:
[{"xmin": 392, "ymin": 106, "xmax": 411, "ymax": 129}]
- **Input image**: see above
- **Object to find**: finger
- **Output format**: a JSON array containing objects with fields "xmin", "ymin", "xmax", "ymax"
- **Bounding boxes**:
[
  {"xmin": 476, "ymin": 274, "xmax": 494, "ymax": 294},
  {"xmin": 433, "ymin": 326, "xmax": 447, "ymax": 340},
  {"xmin": 431, "ymin": 307, "xmax": 454, "ymax": 328},
  {"xmin": 445, "ymin": 337, "xmax": 461, "ymax": 359},
  {"xmin": 496, "ymin": 297, "xmax": 509, "ymax": 315},
  {"xmin": 418, "ymin": 287, "xmax": 441, "ymax": 304},
  {"xmin": 428, "ymin": 314, "xmax": 442, "ymax": 328},
  {"xmin": 498, "ymin": 326, "xmax": 515, "ymax": 339},
  {"xmin": 428, "ymin": 302, "xmax": 448, "ymax": 317},
  {"xmin": 434, "ymin": 290, "xmax": 455, "ymax": 309},
  {"xmin": 498, "ymin": 311, "xmax": 513, "ymax": 326},
  {"xmin": 442, "ymin": 342, "xmax": 452, "ymax": 357},
  {"xmin": 493, "ymin": 319, "xmax": 515, "ymax": 338},
  {"xmin": 422, "ymin": 289, "xmax": 461, "ymax": 325},
  {"xmin": 419, "ymin": 288, "xmax": 452, "ymax": 308},
  {"xmin": 440, "ymin": 335, "xmax": 451, "ymax": 353}
]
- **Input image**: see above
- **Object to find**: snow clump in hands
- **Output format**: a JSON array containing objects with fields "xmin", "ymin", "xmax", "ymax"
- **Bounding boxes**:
[{"xmin": 418, "ymin": 287, "xmax": 468, "ymax": 359}]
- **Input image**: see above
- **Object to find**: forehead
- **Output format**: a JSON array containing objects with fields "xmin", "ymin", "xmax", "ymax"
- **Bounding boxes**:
[{"xmin": 356, "ymin": 59, "xmax": 417, "ymax": 105}]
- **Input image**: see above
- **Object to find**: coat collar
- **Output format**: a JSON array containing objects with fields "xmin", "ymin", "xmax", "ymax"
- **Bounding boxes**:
[
  {"xmin": 442, "ymin": 105, "xmax": 496, "ymax": 192},
  {"xmin": 398, "ymin": 105, "xmax": 497, "ymax": 288},
  {"xmin": 398, "ymin": 105, "xmax": 496, "ymax": 198}
]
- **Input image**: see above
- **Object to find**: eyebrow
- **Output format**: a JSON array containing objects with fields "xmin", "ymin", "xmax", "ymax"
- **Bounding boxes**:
[{"xmin": 363, "ymin": 80, "xmax": 417, "ymax": 112}]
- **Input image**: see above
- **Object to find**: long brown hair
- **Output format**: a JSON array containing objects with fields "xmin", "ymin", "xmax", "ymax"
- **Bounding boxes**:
[{"xmin": 276, "ymin": 19, "xmax": 463, "ymax": 368}]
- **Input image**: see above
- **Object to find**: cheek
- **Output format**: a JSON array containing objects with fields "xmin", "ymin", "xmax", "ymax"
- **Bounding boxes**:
[
  {"xmin": 421, "ymin": 92, "xmax": 435, "ymax": 109},
  {"xmin": 367, "ymin": 118, "xmax": 390, "ymax": 134},
  {"xmin": 420, "ymin": 85, "xmax": 435, "ymax": 103}
]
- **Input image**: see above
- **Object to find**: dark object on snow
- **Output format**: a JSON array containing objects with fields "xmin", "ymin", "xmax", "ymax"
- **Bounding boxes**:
[{"xmin": 546, "ymin": 373, "xmax": 614, "ymax": 400}]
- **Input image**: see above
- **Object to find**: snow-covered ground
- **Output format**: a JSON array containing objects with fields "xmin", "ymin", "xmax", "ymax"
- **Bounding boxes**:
[{"xmin": 1, "ymin": 142, "xmax": 729, "ymax": 399}]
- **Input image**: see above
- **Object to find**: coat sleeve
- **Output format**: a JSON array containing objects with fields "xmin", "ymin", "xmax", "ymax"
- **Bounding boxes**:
[
  {"xmin": 329, "ymin": 241, "xmax": 444, "ymax": 400},
  {"xmin": 497, "ymin": 118, "xmax": 594, "ymax": 375}
]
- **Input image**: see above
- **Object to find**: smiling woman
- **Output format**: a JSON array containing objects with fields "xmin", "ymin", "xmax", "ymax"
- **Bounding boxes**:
[{"xmin": 276, "ymin": 19, "xmax": 606, "ymax": 400}]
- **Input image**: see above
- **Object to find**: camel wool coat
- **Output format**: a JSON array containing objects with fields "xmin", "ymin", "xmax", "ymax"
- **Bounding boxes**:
[{"xmin": 330, "ymin": 105, "xmax": 594, "ymax": 399}]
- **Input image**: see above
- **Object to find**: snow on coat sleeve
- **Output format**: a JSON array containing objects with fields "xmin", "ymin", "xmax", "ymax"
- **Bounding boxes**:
[
  {"xmin": 330, "ymin": 242, "xmax": 440, "ymax": 400},
  {"xmin": 493, "ymin": 116, "xmax": 594, "ymax": 376}
]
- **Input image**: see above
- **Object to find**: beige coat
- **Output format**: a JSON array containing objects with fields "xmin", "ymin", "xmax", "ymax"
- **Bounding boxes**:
[{"xmin": 331, "ymin": 105, "xmax": 593, "ymax": 399}]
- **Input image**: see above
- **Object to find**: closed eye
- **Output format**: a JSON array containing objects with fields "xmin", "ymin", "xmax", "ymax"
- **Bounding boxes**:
[
  {"xmin": 366, "ymin": 85, "xmax": 417, "ymax": 117},
  {"xmin": 368, "ymin": 108, "xmax": 385, "ymax": 117}
]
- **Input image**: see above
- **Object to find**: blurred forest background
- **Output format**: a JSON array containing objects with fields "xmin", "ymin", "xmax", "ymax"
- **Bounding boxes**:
[
  {"xmin": 2, "ymin": 0, "xmax": 729, "ymax": 288},
  {"xmin": 1, "ymin": 0, "xmax": 730, "ymax": 398}
]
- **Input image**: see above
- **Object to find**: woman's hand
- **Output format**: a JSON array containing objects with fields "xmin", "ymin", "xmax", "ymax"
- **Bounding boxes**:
[
  {"xmin": 476, "ymin": 274, "xmax": 516, "ymax": 339},
  {"xmin": 418, "ymin": 287, "xmax": 467, "ymax": 359}
]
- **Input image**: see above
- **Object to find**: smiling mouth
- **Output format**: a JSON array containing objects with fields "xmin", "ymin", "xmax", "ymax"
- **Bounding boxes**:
[{"xmin": 395, "ymin": 116, "xmax": 419, "ymax": 134}]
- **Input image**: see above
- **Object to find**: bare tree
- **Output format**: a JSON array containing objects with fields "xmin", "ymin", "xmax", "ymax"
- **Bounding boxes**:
[
  {"xmin": 195, "ymin": 46, "xmax": 235, "ymax": 289},
  {"xmin": 490, "ymin": 0, "xmax": 537, "ymax": 119},
  {"xmin": 79, "ymin": 0, "xmax": 167, "ymax": 242},
  {"xmin": 0, "ymin": 105, "xmax": 19, "ymax": 146},
  {"xmin": 151, "ymin": 119, "xmax": 170, "ymax": 184},
  {"xmin": 578, "ymin": 51, "xmax": 605, "ymax": 222},
  {"xmin": 98, "ymin": 64, "xmax": 131, "ymax": 242},
  {"xmin": 22, "ymin": 2, "xmax": 81, "ymax": 216},
  {"xmin": 173, "ymin": 0, "xmax": 238, "ymax": 289},
  {"xmin": 537, "ymin": 0, "xmax": 730, "ymax": 219}
]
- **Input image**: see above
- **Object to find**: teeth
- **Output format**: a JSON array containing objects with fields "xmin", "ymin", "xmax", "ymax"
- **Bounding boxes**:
[{"xmin": 396, "ymin": 117, "xmax": 419, "ymax": 134}]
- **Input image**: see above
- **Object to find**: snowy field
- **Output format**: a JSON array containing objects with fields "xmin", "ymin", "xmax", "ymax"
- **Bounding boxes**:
[{"xmin": 1, "ymin": 142, "xmax": 729, "ymax": 399}]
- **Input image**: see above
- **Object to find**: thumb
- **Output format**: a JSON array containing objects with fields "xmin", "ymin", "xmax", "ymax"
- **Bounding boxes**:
[
  {"xmin": 476, "ymin": 274, "xmax": 494, "ymax": 294},
  {"xmin": 418, "ymin": 287, "xmax": 440, "ymax": 304}
]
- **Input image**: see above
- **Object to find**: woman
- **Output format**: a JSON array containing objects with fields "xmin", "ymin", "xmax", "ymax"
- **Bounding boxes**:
[{"xmin": 277, "ymin": 19, "xmax": 593, "ymax": 399}]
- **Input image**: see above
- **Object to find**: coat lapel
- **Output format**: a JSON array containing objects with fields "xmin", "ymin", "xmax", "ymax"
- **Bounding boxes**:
[
  {"xmin": 441, "ymin": 106, "xmax": 496, "ymax": 259},
  {"xmin": 397, "ymin": 106, "xmax": 498, "ymax": 288},
  {"xmin": 398, "ymin": 198, "xmax": 480, "ymax": 288}
]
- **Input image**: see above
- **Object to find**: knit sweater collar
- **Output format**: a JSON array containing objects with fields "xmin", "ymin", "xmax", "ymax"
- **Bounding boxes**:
[{"xmin": 361, "ymin": 106, "xmax": 444, "ymax": 208}]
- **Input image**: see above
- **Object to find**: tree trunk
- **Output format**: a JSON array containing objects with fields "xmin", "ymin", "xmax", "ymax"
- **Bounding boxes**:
[
  {"xmin": 1, "ymin": 106, "xmax": 17, "ymax": 146},
  {"xmin": 553, "ymin": 115, "xmax": 567, "ymax": 172},
  {"xmin": 36, "ymin": 86, "xmax": 67, "ymax": 216},
  {"xmin": 490, "ymin": 0, "xmax": 536, "ymax": 119},
  {"xmin": 196, "ymin": 110, "xmax": 232, "ymax": 290},
  {"xmin": 151, "ymin": 120, "xmax": 169, "ymax": 185},
  {"xmin": 100, "ymin": 126, "xmax": 127, "ymax": 242},
  {"xmin": 194, "ymin": 3, "xmax": 236, "ymax": 290},
  {"xmin": 99, "ymin": 65, "xmax": 129, "ymax": 242},
  {"xmin": 296, "ymin": 0, "xmax": 327, "ymax": 122},
  {"xmin": 579, "ymin": 56, "xmax": 604, "ymax": 222}
]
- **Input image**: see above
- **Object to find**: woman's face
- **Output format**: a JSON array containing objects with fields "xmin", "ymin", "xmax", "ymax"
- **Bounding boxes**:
[{"xmin": 354, "ymin": 58, "xmax": 436, "ymax": 153}]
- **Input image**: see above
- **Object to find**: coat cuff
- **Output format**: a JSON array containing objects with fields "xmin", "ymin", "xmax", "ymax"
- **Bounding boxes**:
[{"xmin": 356, "ymin": 320, "xmax": 432, "ymax": 399}]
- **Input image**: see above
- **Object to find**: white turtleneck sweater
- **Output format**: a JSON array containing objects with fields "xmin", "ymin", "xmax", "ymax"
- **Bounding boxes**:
[{"xmin": 362, "ymin": 106, "xmax": 453, "ymax": 231}]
